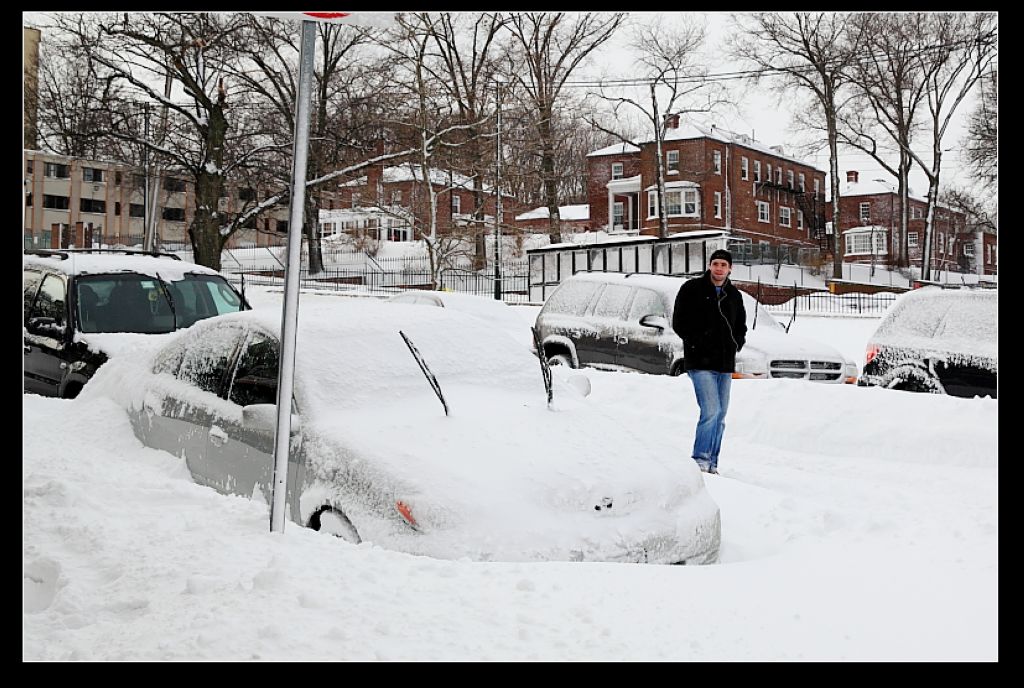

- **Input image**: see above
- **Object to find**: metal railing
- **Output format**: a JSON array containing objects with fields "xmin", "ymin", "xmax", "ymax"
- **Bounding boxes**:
[{"xmin": 762, "ymin": 291, "xmax": 898, "ymax": 317}]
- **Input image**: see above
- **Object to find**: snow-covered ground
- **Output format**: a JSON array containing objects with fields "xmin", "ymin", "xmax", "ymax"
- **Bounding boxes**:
[{"xmin": 23, "ymin": 288, "xmax": 998, "ymax": 661}]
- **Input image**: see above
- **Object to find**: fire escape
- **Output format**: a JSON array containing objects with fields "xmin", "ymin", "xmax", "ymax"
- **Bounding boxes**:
[{"xmin": 793, "ymin": 190, "xmax": 830, "ymax": 254}]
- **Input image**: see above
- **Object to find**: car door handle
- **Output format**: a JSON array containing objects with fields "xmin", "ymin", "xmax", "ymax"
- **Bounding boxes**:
[
  {"xmin": 616, "ymin": 336, "xmax": 629, "ymax": 345},
  {"xmin": 209, "ymin": 425, "xmax": 228, "ymax": 447}
]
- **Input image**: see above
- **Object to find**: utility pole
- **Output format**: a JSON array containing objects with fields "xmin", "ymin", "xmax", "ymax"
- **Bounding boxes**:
[{"xmin": 493, "ymin": 81, "xmax": 503, "ymax": 301}]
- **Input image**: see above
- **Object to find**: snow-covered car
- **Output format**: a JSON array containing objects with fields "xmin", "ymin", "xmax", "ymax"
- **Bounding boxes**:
[
  {"xmin": 535, "ymin": 272, "xmax": 858, "ymax": 383},
  {"xmin": 81, "ymin": 295, "xmax": 721, "ymax": 565},
  {"xmin": 858, "ymin": 286, "xmax": 997, "ymax": 398},
  {"xmin": 23, "ymin": 249, "xmax": 248, "ymax": 398},
  {"xmin": 387, "ymin": 289, "xmax": 532, "ymax": 349}
]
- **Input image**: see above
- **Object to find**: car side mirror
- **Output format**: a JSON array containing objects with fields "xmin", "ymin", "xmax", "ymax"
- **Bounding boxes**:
[
  {"xmin": 639, "ymin": 314, "xmax": 668, "ymax": 331},
  {"xmin": 27, "ymin": 316, "xmax": 67, "ymax": 339},
  {"xmin": 242, "ymin": 403, "xmax": 301, "ymax": 433}
]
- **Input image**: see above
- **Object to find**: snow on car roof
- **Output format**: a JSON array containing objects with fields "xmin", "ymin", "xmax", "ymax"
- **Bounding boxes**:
[
  {"xmin": 874, "ymin": 287, "xmax": 997, "ymax": 361},
  {"xmin": 203, "ymin": 296, "xmax": 542, "ymax": 415},
  {"xmin": 23, "ymin": 252, "xmax": 221, "ymax": 282}
]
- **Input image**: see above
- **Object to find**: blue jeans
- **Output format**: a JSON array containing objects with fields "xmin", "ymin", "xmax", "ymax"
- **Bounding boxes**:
[{"xmin": 687, "ymin": 370, "xmax": 732, "ymax": 471}]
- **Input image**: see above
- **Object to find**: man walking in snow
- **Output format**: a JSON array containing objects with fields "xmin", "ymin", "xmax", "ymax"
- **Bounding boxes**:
[{"xmin": 672, "ymin": 249, "xmax": 747, "ymax": 475}]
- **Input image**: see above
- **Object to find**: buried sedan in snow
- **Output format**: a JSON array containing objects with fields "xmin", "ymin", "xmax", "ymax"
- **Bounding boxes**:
[{"xmin": 81, "ymin": 296, "xmax": 720, "ymax": 565}]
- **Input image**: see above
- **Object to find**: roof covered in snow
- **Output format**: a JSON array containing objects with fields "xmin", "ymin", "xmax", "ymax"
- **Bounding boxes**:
[
  {"xmin": 516, "ymin": 204, "xmax": 590, "ymax": 222},
  {"xmin": 338, "ymin": 165, "xmax": 513, "ymax": 197},
  {"xmin": 838, "ymin": 176, "xmax": 924, "ymax": 202},
  {"xmin": 586, "ymin": 142, "xmax": 641, "ymax": 158}
]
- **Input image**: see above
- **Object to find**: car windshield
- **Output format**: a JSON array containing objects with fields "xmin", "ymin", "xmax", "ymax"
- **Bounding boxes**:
[{"xmin": 76, "ymin": 273, "xmax": 243, "ymax": 334}]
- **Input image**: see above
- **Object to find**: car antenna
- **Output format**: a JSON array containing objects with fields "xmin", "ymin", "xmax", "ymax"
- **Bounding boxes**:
[
  {"xmin": 783, "ymin": 281, "xmax": 797, "ymax": 334},
  {"xmin": 531, "ymin": 326, "xmax": 554, "ymax": 407},
  {"xmin": 398, "ymin": 330, "xmax": 449, "ymax": 416},
  {"xmin": 155, "ymin": 272, "xmax": 177, "ymax": 331}
]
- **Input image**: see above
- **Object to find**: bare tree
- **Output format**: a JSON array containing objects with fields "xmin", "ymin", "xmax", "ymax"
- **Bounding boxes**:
[
  {"xmin": 729, "ymin": 12, "xmax": 864, "ymax": 279},
  {"xmin": 505, "ymin": 12, "xmax": 625, "ymax": 244},
  {"xmin": 417, "ymin": 12, "xmax": 509, "ymax": 269},
  {"xmin": 589, "ymin": 18, "xmax": 718, "ymax": 238},
  {"xmin": 229, "ymin": 15, "xmax": 382, "ymax": 273},
  {"xmin": 964, "ymin": 65, "xmax": 997, "ymax": 187},
  {"xmin": 838, "ymin": 12, "xmax": 932, "ymax": 269},
  {"xmin": 906, "ymin": 12, "xmax": 996, "ymax": 280}
]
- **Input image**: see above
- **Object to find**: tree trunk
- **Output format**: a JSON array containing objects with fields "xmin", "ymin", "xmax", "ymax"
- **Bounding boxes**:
[
  {"xmin": 539, "ymin": 110, "xmax": 562, "ymax": 244},
  {"xmin": 189, "ymin": 106, "xmax": 230, "ymax": 271},
  {"xmin": 304, "ymin": 194, "xmax": 323, "ymax": 274},
  {"xmin": 826, "ymin": 108, "xmax": 843, "ymax": 279}
]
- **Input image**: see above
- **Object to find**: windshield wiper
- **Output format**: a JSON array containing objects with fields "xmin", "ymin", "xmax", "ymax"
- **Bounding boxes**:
[{"xmin": 155, "ymin": 272, "xmax": 178, "ymax": 330}]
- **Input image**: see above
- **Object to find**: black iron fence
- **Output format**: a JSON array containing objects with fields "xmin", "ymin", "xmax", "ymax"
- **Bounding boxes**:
[{"xmin": 762, "ymin": 291, "xmax": 898, "ymax": 317}]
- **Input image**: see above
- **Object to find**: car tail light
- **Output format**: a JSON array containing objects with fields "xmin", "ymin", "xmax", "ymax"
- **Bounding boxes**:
[
  {"xmin": 395, "ymin": 500, "xmax": 419, "ymax": 529},
  {"xmin": 865, "ymin": 344, "xmax": 880, "ymax": 365}
]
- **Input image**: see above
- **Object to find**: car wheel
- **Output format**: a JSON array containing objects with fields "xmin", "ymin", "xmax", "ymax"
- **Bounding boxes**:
[
  {"xmin": 312, "ymin": 508, "xmax": 360, "ymax": 544},
  {"xmin": 885, "ymin": 365, "xmax": 945, "ymax": 394},
  {"xmin": 547, "ymin": 353, "xmax": 574, "ymax": 368}
]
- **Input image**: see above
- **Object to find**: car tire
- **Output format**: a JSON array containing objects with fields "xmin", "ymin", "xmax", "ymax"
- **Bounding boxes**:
[
  {"xmin": 547, "ymin": 353, "xmax": 574, "ymax": 368},
  {"xmin": 312, "ymin": 508, "xmax": 360, "ymax": 544},
  {"xmin": 885, "ymin": 365, "xmax": 945, "ymax": 394}
]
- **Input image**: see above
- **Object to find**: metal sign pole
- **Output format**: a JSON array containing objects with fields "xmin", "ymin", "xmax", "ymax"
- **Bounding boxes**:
[{"xmin": 270, "ymin": 19, "xmax": 316, "ymax": 534}]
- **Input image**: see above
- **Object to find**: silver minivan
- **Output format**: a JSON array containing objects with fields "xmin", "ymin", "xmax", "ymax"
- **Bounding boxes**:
[{"xmin": 535, "ymin": 272, "xmax": 857, "ymax": 383}]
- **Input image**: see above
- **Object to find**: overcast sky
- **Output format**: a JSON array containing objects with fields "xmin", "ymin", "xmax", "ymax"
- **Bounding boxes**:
[{"xmin": 24, "ymin": 10, "xmax": 985, "ymax": 196}]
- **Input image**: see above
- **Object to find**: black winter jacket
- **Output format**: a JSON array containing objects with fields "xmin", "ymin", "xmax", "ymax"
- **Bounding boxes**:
[{"xmin": 671, "ymin": 271, "xmax": 747, "ymax": 373}]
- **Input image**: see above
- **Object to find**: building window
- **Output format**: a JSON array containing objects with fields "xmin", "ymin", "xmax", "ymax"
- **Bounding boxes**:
[
  {"xmin": 26, "ymin": 160, "xmax": 34, "ymax": 174},
  {"xmin": 665, "ymin": 190, "xmax": 682, "ymax": 216},
  {"xmin": 238, "ymin": 187, "xmax": 257, "ymax": 202},
  {"xmin": 79, "ymin": 198, "xmax": 106, "ymax": 214},
  {"xmin": 114, "ymin": 202, "xmax": 121, "ymax": 216},
  {"xmin": 613, "ymin": 202, "xmax": 624, "ymax": 228},
  {"xmin": 907, "ymin": 232, "xmax": 918, "ymax": 248},
  {"xmin": 666, "ymin": 150, "xmax": 679, "ymax": 173},
  {"xmin": 82, "ymin": 167, "xmax": 105, "ymax": 183},
  {"xmin": 133, "ymin": 174, "xmax": 146, "ymax": 189},
  {"xmin": 43, "ymin": 194, "xmax": 70, "ymax": 210},
  {"xmin": 162, "ymin": 206, "xmax": 186, "ymax": 222},
  {"xmin": 779, "ymin": 206, "xmax": 791, "ymax": 227},
  {"xmin": 647, "ymin": 191, "xmax": 657, "ymax": 218},
  {"xmin": 814, "ymin": 178, "xmax": 820, "ymax": 195},
  {"xmin": 797, "ymin": 210, "xmax": 804, "ymax": 230},
  {"xmin": 713, "ymin": 192, "xmax": 722, "ymax": 219},
  {"xmin": 391, "ymin": 189, "xmax": 402, "ymax": 205},
  {"xmin": 845, "ymin": 230, "xmax": 886, "ymax": 256},
  {"xmin": 451, "ymin": 194, "xmax": 461, "ymax": 214},
  {"xmin": 44, "ymin": 162, "xmax": 70, "ymax": 178},
  {"xmin": 611, "ymin": 162, "xmax": 623, "ymax": 180},
  {"xmin": 163, "ymin": 177, "xmax": 187, "ymax": 193},
  {"xmin": 713, "ymin": 150, "xmax": 722, "ymax": 175},
  {"xmin": 757, "ymin": 200, "xmax": 769, "ymax": 223},
  {"xmin": 963, "ymin": 242, "xmax": 974, "ymax": 257},
  {"xmin": 787, "ymin": 170, "xmax": 794, "ymax": 189},
  {"xmin": 937, "ymin": 232, "xmax": 944, "ymax": 249},
  {"xmin": 683, "ymin": 189, "xmax": 698, "ymax": 215},
  {"xmin": 741, "ymin": 157, "xmax": 749, "ymax": 180},
  {"xmin": 115, "ymin": 171, "xmax": 122, "ymax": 186},
  {"xmin": 129, "ymin": 203, "xmax": 145, "ymax": 218},
  {"xmin": 26, "ymin": 192, "xmax": 33, "ymax": 206},
  {"xmin": 276, "ymin": 220, "xmax": 289, "ymax": 233},
  {"xmin": 859, "ymin": 202, "xmax": 871, "ymax": 223},
  {"xmin": 766, "ymin": 163, "xmax": 772, "ymax": 183},
  {"xmin": 775, "ymin": 167, "xmax": 782, "ymax": 185},
  {"xmin": 911, "ymin": 206, "xmax": 923, "ymax": 219},
  {"xmin": 798, "ymin": 173, "xmax": 805, "ymax": 192},
  {"xmin": 754, "ymin": 161, "xmax": 761, "ymax": 182}
]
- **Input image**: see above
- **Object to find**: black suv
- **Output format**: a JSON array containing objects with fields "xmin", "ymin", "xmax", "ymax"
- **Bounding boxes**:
[
  {"xmin": 24, "ymin": 249, "xmax": 249, "ymax": 398},
  {"xmin": 858, "ymin": 285, "xmax": 997, "ymax": 398}
]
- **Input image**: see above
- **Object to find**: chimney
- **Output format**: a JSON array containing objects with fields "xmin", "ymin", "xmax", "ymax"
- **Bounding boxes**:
[
  {"xmin": 846, "ymin": 170, "xmax": 859, "ymax": 184},
  {"xmin": 664, "ymin": 113, "xmax": 680, "ymax": 129}
]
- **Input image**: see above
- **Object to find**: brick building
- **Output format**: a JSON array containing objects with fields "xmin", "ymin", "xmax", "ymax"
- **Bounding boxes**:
[
  {"xmin": 322, "ymin": 163, "xmax": 524, "ymax": 243},
  {"xmin": 23, "ymin": 150, "xmax": 292, "ymax": 251},
  {"xmin": 832, "ymin": 171, "xmax": 996, "ymax": 275},
  {"xmin": 586, "ymin": 116, "xmax": 829, "ymax": 263}
]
